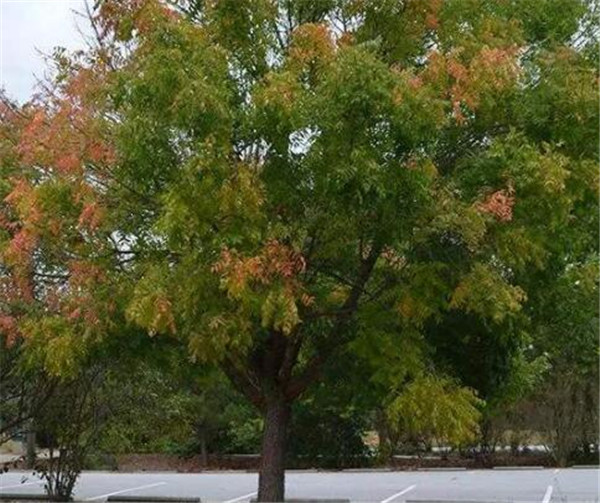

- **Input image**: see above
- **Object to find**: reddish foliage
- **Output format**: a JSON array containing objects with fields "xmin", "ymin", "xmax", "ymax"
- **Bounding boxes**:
[
  {"xmin": 425, "ymin": 13, "xmax": 439, "ymax": 30},
  {"xmin": 61, "ymin": 294, "xmax": 101, "ymax": 326},
  {"xmin": 56, "ymin": 153, "xmax": 81, "ymax": 173},
  {"xmin": 422, "ymin": 44, "xmax": 520, "ymax": 124},
  {"xmin": 15, "ymin": 275, "xmax": 34, "ymax": 303},
  {"xmin": 338, "ymin": 32, "xmax": 354, "ymax": 47},
  {"xmin": 45, "ymin": 287, "xmax": 63, "ymax": 313},
  {"xmin": 19, "ymin": 110, "xmax": 46, "ymax": 154},
  {"xmin": 16, "ymin": 67, "xmax": 114, "ymax": 180},
  {"xmin": 69, "ymin": 260, "xmax": 106, "ymax": 288},
  {"xmin": 408, "ymin": 76, "xmax": 423, "ymax": 90},
  {"xmin": 0, "ymin": 62, "xmax": 115, "ymax": 348},
  {"xmin": 213, "ymin": 240, "xmax": 306, "ymax": 284},
  {"xmin": 78, "ymin": 201, "xmax": 104, "ymax": 230},
  {"xmin": 0, "ymin": 314, "xmax": 20, "ymax": 345},
  {"xmin": 448, "ymin": 59, "xmax": 468, "ymax": 82},
  {"xmin": 212, "ymin": 240, "xmax": 310, "ymax": 303},
  {"xmin": 98, "ymin": 0, "xmax": 175, "ymax": 39},
  {"xmin": 477, "ymin": 188, "xmax": 515, "ymax": 222},
  {"xmin": 4, "ymin": 178, "xmax": 31, "ymax": 206},
  {"xmin": 60, "ymin": 260, "xmax": 110, "ymax": 328},
  {"xmin": 4, "ymin": 228, "xmax": 37, "ymax": 267},
  {"xmin": 0, "ymin": 269, "xmax": 34, "ymax": 310},
  {"xmin": 289, "ymin": 24, "xmax": 335, "ymax": 69},
  {"xmin": 87, "ymin": 140, "xmax": 116, "ymax": 165}
]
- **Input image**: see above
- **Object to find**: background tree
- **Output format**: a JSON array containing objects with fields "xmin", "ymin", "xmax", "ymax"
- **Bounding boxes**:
[
  {"xmin": 0, "ymin": 1, "xmax": 597, "ymax": 501},
  {"xmin": 0, "ymin": 338, "xmax": 57, "ymax": 445},
  {"xmin": 28, "ymin": 333, "xmax": 194, "ymax": 500},
  {"xmin": 526, "ymin": 261, "xmax": 598, "ymax": 466},
  {"xmin": 423, "ymin": 311, "xmax": 549, "ymax": 454}
]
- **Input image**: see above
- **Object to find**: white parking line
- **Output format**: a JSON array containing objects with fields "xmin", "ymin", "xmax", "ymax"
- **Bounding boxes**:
[
  {"xmin": 223, "ymin": 491, "xmax": 257, "ymax": 503},
  {"xmin": 0, "ymin": 480, "xmax": 44, "ymax": 490},
  {"xmin": 542, "ymin": 484, "xmax": 553, "ymax": 503},
  {"xmin": 380, "ymin": 484, "xmax": 417, "ymax": 503},
  {"xmin": 85, "ymin": 482, "xmax": 167, "ymax": 501}
]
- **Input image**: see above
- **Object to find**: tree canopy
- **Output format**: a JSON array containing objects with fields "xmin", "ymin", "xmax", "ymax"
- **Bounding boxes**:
[{"xmin": 0, "ymin": 1, "xmax": 597, "ymax": 500}]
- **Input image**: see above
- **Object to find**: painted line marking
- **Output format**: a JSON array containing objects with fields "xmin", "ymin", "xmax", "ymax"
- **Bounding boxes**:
[
  {"xmin": 542, "ymin": 485, "xmax": 553, "ymax": 503},
  {"xmin": 85, "ymin": 482, "xmax": 167, "ymax": 501},
  {"xmin": 223, "ymin": 492, "xmax": 257, "ymax": 503},
  {"xmin": 0, "ymin": 480, "xmax": 44, "ymax": 490},
  {"xmin": 381, "ymin": 484, "xmax": 417, "ymax": 503}
]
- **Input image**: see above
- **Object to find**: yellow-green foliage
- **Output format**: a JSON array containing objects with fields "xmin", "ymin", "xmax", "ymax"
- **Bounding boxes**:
[
  {"xmin": 21, "ymin": 317, "xmax": 87, "ymax": 377},
  {"xmin": 126, "ymin": 267, "xmax": 176, "ymax": 336},
  {"xmin": 261, "ymin": 288, "xmax": 300, "ymax": 335},
  {"xmin": 450, "ymin": 263, "xmax": 527, "ymax": 323},
  {"xmin": 387, "ymin": 375, "xmax": 483, "ymax": 447},
  {"xmin": 397, "ymin": 263, "xmax": 451, "ymax": 327}
]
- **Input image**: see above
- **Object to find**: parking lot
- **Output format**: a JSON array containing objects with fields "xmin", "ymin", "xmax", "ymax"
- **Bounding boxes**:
[{"xmin": 0, "ymin": 468, "xmax": 598, "ymax": 502}]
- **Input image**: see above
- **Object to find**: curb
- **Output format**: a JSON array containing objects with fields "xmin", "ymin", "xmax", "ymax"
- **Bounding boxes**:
[
  {"xmin": 107, "ymin": 498, "xmax": 200, "ymax": 503},
  {"xmin": 407, "ymin": 500, "xmax": 510, "ymax": 503},
  {"xmin": 492, "ymin": 466, "xmax": 544, "ymax": 470},
  {"xmin": 0, "ymin": 496, "xmax": 56, "ymax": 502},
  {"xmin": 417, "ymin": 467, "xmax": 467, "ymax": 472},
  {"xmin": 340, "ymin": 468, "xmax": 392, "ymax": 473},
  {"xmin": 251, "ymin": 500, "xmax": 349, "ymax": 503}
]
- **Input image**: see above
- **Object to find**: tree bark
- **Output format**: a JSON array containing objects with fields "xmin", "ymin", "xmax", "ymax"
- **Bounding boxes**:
[
  {"xmin": 257, "ymin": 397, "xmax": 290, "ymax": 502},
  {"xmin": 26, "ymin": 427, "xmax": 36, "ymax": 469},
  {"xmin": 200, "ymin": 429, "xmax": 208, "ymax": 467}
]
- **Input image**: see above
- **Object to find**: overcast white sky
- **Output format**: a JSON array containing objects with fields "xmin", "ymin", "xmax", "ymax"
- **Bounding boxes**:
[{"xmin": 1, "ymin": 0, "xmax": 88, "ymax": 102}]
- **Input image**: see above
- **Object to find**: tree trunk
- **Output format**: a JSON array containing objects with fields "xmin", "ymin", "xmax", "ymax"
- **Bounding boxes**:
[
  {"xmin": 200, "ymin": 430, "xmax": 208, "ymax": 467},
  {"xmin": 25, "ymin": 426, "xmax": 36, "ymax": 469},
  {"xmin": 257, "ymin": 397, "xmax": 290, "ymax": 502},
  {"xmin": 374, "ymin": 408, "xmax": 393, "ymax": 463}
]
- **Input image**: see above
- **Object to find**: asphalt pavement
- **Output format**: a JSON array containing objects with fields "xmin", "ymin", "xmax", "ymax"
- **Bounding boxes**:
[{"xmin": 0, "ymin": 468, "xmax": 598, "ymax": 502}]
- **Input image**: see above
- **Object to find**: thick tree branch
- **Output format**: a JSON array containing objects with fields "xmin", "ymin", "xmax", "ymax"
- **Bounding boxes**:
[
  {"xmin": 277, "ymin": 329, "xmax": 304, "ymax": 385},
  {"xmin": 221, "ymin": 356, "xmax": 264, "ymax": 410},
  {"xmin": 285, "ymin": 244, "xmax": 382, "ymax": 400}
]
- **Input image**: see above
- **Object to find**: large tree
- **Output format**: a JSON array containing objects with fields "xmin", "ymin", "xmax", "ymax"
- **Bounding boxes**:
[{"xmin": 1, "ymin": 1, "xmax": 597, "ymax": 500}]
